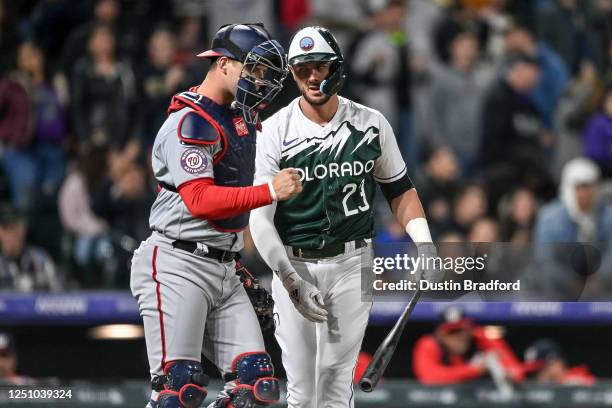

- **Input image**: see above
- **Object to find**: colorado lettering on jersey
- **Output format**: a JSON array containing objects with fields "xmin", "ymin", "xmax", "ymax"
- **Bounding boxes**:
[{"xmin": 297, "ymin": 160, "xmax": 375, "ymax": 181}]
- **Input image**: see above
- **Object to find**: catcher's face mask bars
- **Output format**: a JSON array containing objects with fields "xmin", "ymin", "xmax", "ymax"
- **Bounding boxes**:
[{"xmin": 234, "ymin": 40, "xmax": 288, "ymax": 124}]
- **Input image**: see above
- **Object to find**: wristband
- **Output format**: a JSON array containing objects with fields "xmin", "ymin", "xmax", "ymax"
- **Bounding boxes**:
[
  {"xmin": 267, "ymin": 180, "xmax": 278, "ymax": 201},
  {"xmin": 405, "ymin": 217, "xmax": 433, "ymax": 243}
]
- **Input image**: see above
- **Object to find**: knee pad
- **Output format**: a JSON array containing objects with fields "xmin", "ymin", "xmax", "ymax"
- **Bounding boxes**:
[
  {"xmin": 215, "ymin": 352, "xmax": 280, "ymax": 408},
  {"xmin": 155, "ymin": 360, "xmax": 209, "ymax": 408}
]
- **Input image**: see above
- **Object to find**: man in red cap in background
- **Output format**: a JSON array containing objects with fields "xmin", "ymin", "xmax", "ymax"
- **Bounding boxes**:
[{"xmin": 412, "ymin": 307, "xmax": 524, "ymax": 385}]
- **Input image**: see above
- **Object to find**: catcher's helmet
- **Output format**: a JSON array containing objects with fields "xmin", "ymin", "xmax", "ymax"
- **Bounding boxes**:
[
  {"xmin": 198, "ymin": 23, "xmax": 288, "ymax": 124},
  {"xmin": 198, "ymin": 23, "xmax": 270, "ymax": 61},
  {"xmin": 288, "ymin": 26, "xmax": 345, "ymax": 96}
]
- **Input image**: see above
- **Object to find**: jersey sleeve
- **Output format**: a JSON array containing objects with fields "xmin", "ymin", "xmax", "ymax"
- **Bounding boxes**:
[
  {"xmin": 165, "ymin": 130, "xmax": 218, "ymax": 188},
  {"xmin": 373, "ymin": 114, "xmax": 407, "ymax": 182},
  {"xmin": 373, "ymin": 113, "xmax": 414, "ymax": 201},
  {"xmin": 254, "ymin": 119, "xmax": 281, "ymax": 184}
]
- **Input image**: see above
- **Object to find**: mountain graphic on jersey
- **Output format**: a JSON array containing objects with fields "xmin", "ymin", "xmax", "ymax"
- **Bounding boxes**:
[
  {"xmin": 282, "ymin": 120, "xmax": 379, "ymax": 161},
  {"xmin": 276, "ymin": 120, "xmax": 382, "ymax": 249}
]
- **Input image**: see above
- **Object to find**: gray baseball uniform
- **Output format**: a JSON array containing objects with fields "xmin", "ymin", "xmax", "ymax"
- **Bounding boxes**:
[{"xmin": 130, "ymin": 91, "xmax": 267, "ymax": 404}]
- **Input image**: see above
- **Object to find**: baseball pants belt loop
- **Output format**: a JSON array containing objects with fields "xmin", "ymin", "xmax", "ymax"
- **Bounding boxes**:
[
  {"xmin": 172, "ymin": 240, "xmax": 238, "ymax": 263},
  {"xmin": 291, "ymin": 239, "xmax": 367, "ymax": 259}
]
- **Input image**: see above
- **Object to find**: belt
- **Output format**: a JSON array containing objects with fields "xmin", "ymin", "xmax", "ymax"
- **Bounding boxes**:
[
  {"xmin": 172, "ymin": 240, "xmax": 238, "ymax": 263},
  {"xmin": 291, "ymin": 239, "xmax": 367, "ymax": 259}
]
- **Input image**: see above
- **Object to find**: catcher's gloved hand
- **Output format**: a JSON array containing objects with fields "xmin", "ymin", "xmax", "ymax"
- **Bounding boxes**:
[
  {"xmin": 281, "ymin": 272, "xmax": 327, "ymax": 323},
  {"xmin": 235, "ymin": 261, "xmax": 275, "ymax": 331}
]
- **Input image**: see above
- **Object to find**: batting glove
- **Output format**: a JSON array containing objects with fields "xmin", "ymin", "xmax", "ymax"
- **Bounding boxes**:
[
  {"xmin": 282, "ymin": 272, "xmax": 328, "ymax": 323},
  {"xmin": 415, "ymin": 242, "xmax": 444, "ymax": 283}
]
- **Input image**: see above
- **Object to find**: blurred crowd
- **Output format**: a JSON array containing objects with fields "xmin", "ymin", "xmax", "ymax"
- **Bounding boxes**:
[{"xmin": 0, "ymin": 0, "xmax": 611, "ymax": 291}]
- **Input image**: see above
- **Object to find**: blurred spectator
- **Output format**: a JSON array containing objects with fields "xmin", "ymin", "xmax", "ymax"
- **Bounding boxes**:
[
  {"xmin": 429, "ymin": 29, "xmax": 493, "ymax": 175},
  {"xmin": 171, "ymin": 0, "xmax": 207, "ymax": 19},
  {"xmin": 90, "ymin": 162, "xmax": 154, "ymax": 287},
  {"xmin": 450, "ymin": 184, "xmax": 488, "ymax": 235},
  {"xmin": 0, "ymin": 79, "xmax": 29, "ymax": 196},
  {"xmin": 555, "ymin": 61, "xmax": 604, "ymax": 177},
  {"xmin": 206, "ymin": 0, "xmax": 275, "ymax": 44},
  {"xmin": 279, "ymin": 0, "xmax": 311, "ymax": 38},
  {"xmin": 536, "ymin": 158, "xmax": 612, "ymax": 242},
  {"xmin": 468, "ymin": 217, "xmax": 499, "ymax": 242},
  {"xmin": 405, "ymin": 0, "xmax": 444, "ymax": 59},
  {"xmin": 413, "ymin": 146, "xmax": 461, "ymax": 237},
  {"xmin": 438, "ymin": 230, "xmax": 466, "ymax": 243},
  {"xmin": 139, "ymin": 26, "xmax": 192, "ymax": 149},
  {"xmin": 479, "ymin": 0, "xmax": 514, "ymax": 62},
  {"xmin": 0, "ymin": 0, "xmax": 19, "ymax": 75},
  {"xmin": 92, "ymin": 161, "xmax": 153, "ymax": 243},
  {"xmin": 533, "ymin": 158, "xmax": 612, "ymax": 299},
  {"xmin": 58, "ymin": 144, "xmax": 110, "ymax": 287},
  {"xmin": 505, "ymin": 24, "xmax": 570, "ymax": 130},
  {"xmin": 0, "ymin": 332, "xmax": 33, "ymax": 385},
  {"xmin": 480, "ymin": 53, "xmax": 556, "ymax": 208},
  {"xmin": 2, "ymin": 41, "xmax": 67, "ymax": 211},
  {"xmin": 61, "ymin": 0, "xmax": 127, "ymax": 74},
  {"xmin": 433, "ymin": 0, "xmax": 492, "ymax": 64},
  {"xmin": 583, "ymin": 84, "xmax": 612, "ymax": 177},
  {"xmin": 523, "ymin": 339, "xmax": 596, "ymax": 385},
  {"xmin": 174, "ymin": 16, "xmax": 207, "ymax": 69},
  {"xmin": 349, "ymin": 0, "xmax": 413, "ymax": 164},
  {"xmin": 586, "ymin": 0, "xmax": 612, "ymax": 74},
  {"xmin": 413, "ymin": 307, "xmax": 524, "ymax": 384},
  {"xmin": 536, "ymin": 0, "xmax": 594, "ymax": 74},
  {"xmin": 70, "ymin": 23, "xmax": 140, "ymax": 150},
  {"xmin": 308, "ymin": 0, "xmax": 365, "ymax": 51},
  {"xmin": 498, "ymin": 187, "xmax": 538, "ymax": 243},
  {"xmin": 0, "ymin": 205, "xmax": 61, "ymax": 292}
]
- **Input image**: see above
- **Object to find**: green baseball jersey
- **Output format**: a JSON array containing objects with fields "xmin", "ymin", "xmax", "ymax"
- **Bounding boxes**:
[{"xmin": 254, "ymin": 97, "xmax": 407, "ymax": 248}]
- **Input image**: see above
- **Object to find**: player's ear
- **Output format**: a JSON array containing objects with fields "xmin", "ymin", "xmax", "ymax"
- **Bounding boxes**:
[{"xmin": 217, "ymin": 56, "xmax": 231, "ymax": 76}]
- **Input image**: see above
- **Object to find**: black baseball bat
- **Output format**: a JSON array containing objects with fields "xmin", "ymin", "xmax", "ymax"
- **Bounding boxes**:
[{"xmin": 358, "ymin": 287, "xmax": 422, "ymax": 392}]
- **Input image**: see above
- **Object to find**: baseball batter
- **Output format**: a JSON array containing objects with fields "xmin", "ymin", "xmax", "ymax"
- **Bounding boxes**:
[
  {"xmin": 130, "ymin": 24, "xmax": 301, "ymax": 408},
  {"xmin": 250, "ymin": 26, "xmax": 438, "ymax": 408}
]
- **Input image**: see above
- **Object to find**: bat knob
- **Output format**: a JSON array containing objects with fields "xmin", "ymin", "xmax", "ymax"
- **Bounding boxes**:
[{"xmin": 359, "ymin": 378, "xmax": 374, "ymax": 393}]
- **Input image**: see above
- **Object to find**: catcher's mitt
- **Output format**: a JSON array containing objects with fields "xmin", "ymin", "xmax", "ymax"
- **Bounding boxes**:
[{"xmin": 235, "ymin": 260, "xmax": 275, "ymax": 331}]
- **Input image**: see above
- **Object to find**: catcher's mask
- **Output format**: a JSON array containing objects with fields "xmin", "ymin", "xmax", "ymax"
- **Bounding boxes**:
[
  {"xmin": 288, "ymin": 26, "xmax": 345, "ymax": 96},
  {"xmin": 198, "ymin": 23, "xmax": 288, "ymax": 124}
]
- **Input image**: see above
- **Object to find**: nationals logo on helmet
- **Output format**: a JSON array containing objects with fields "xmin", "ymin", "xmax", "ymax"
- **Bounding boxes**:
[
  {"xmin": 180, "ymin": 148, "xmax": 208, "ymax": 174},
  {"xmin": 299, "ymin": 36, "xmax": 314, "ymax": 51}
]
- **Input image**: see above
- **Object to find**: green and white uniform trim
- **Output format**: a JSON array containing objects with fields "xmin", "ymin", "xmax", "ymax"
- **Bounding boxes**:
[{"xmin": 254, "ymin": 96, "xmax": 407, "ymax": 248}]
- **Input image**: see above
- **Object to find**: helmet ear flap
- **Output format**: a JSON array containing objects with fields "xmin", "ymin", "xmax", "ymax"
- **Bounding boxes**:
[{"xmin": 319, "ymin": 59, "xmax": 345, "ymax": 96}]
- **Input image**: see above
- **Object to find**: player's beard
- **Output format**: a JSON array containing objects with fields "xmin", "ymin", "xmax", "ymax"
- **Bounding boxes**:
[
  {"xmin": 301, "ymin": 82, "xmax": 331, "ymax": 106},
  {"xmin": 303, "ymin": 92, "xmax": 331, "ymax": 106}
]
